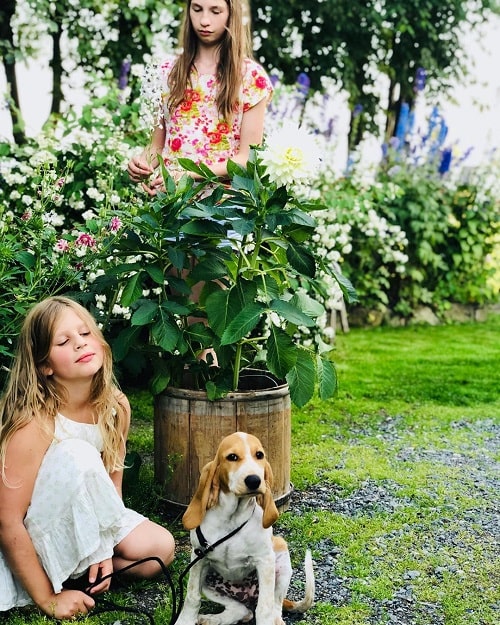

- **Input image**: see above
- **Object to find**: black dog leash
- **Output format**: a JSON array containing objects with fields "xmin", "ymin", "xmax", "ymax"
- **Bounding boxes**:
[{"xmin": 85, "ymin": 510, "xmax": 254, "ymax": 625}]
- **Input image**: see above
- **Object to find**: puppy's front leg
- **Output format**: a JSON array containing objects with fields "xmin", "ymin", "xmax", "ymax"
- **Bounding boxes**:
[
  {"xmin": 175, "ymin": 555, "xmax": 207, "ymax": 625},
  {"xmin": 255, "ymin": 552, "xmax": 279, "ymax": 625}
]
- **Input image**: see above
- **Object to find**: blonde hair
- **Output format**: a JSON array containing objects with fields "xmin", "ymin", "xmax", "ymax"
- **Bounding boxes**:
[
  {"xmin": 167, "ymin": 0, "xmax": 253, "ymax": 124},
  {"xmin": 0, "ymin": 296, "xmax": 126, "ymax": 481}
]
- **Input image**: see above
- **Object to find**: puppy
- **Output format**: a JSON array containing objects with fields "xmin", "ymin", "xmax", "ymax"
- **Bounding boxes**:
[{"xmin": 175, "ymin": 432, "xmax": 315, "ymax": 625}]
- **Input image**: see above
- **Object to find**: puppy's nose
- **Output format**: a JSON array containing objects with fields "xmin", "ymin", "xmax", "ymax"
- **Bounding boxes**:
[{"xmin": 244, "ymin": 474, "xmax": 261, "ymax": 491}]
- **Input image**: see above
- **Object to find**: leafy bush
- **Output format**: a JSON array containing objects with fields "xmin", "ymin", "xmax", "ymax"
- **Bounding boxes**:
[{"xmin": 317, "ymin": 156, "xmax": 499, "ymax": 319}]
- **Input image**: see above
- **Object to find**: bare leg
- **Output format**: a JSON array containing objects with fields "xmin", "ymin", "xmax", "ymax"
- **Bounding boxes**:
[{"xmin": 113, "ymin": 520, "xmax": 175, "ymax": 577}]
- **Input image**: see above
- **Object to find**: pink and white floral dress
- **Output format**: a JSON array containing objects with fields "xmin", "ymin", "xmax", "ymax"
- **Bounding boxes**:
[{"xmin": 158, "ymin": 57, "xmax": 273, "ymax": 169}]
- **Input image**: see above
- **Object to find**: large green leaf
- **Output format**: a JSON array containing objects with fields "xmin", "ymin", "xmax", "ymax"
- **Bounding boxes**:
[
  {"xmin": 185, "ymin": 322, "xmax": 213, "ymax": 347},
  {"xmin": 145, "ymin": 264, "xmax": 164, "ymax": 285},
  {"xmin": 331, "ymin": 266, "xmax": 359, "ymax": 304},
  {"xmin": 112, "ymin": 326, "xmax": 142, "ymax": 361},
  {"xmin": 317, "ymin": 354, "xmax": 337, "ymax": 400},
  {"xmin": 131, "ymin": 300, "xmax": 158, "ymax": 326},
  {"xmin": 266, "ymin": 326, "xmax": 298, "ymax": 379},
  {"xmin": 190, "ymin": 256, "xmax": 228, "ymax": 282},
  {"xmin": 120, "ymin": 272, "xmax": 144, "ymax": 306},
  {"xmin": 269, "ymin": 299, "xmax": 315, "ymax": 327},
  {"xmin": 286, "ymin": 242, "xmax": 316, "ymax": 277},
  {"xmin": 220, "ymin": 302, "xmax": 265, "ymax": 345},
  {"xmin": 15, "ymin": 251, "xmax": 35, "ymax": 269},
  {"xmin": 152, "ymin": 317, "xmax": 181, "ymax": 352},
  {"xmin": 150, "ymin": 358, "xmax": 171, "ymax": 396},
  {"xmin": 288, "ymin": 291, "xmax": 325, "ymax": 318},
  {"xmin": 205, "ymin": 289, "xmax": 232, "ymax": 337},
  {"xmin": 286, "ymin": 352, "xmax": 316, "ymax": 407},
  {"xmin": 167, "ymin": 246, "xmax": 185, "ymax": 271}
]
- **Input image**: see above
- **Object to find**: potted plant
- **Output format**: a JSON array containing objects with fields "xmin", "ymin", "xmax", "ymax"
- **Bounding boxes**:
[{"xmin": 89, "ymin": 126, "xmax": 357, "ymax": 507}]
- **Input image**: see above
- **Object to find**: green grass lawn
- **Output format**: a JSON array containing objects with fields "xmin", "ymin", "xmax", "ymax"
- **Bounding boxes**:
[{"xmin": 4, "ymin": 315, "xmax": 499, "ymax": 625}]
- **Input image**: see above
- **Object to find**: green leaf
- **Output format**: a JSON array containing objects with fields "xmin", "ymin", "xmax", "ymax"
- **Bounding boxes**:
[
  {"xmin": 266, "ymin": 326, "xmax": 298, "ymax": 379},
  {"xmin": 286, "ymin": 242, "xmax": 316, "ymax": 277},
  {"xmin": 185, "ymin": 322, "xmax": 213, "ymax": 347},
  {"xmin": 150, "ymin": 359, "xmax": 171, "ymax": 396},
  {"xmin": 177, "ymin": 157, "xmax": 217, "ymax": 179},
  {"xmin": 112, "ymin": 326, "xmax": 142, "ymax": 361},
  {"xmin": 146, "ymin": 264, "xmax": 165, "ymax": 285},
  {"xmin": 269, "ymin": 299, "xmax": 316, "ymax": 327},
  {"xmin": 190, "ymin": 256, "xmax": 228, "ymax": 282},
  {"xmin": 331, "ymin": 267, "xmax": 359, "ymax": 304},
  {"xmin": 167, "ymin": 246, "xmax": 186, "ymax": 271},
  {"xmin": 131, "ymin": 300, "xmax": 158, "ymax": 326},
  {"xmin": 205, "ymin": 289, "xmax": 231, "ymax": 337},
  {"xmin": 286, "ymin": 352, "xmax": 316, "ymax": 407},
  {"xmin": 288, "ymin": 292, "xmax": 325, "ymax": 318},
  {"xmin": 120, "ymin": 272, "xmax": 144, "ymax": 307},
  {"xmin": 317, "ymin": 355, "xmax": 337, "ymax": 400},
  {"xmin": 15, "ymin": 251, "xmax": 36, "ymax": 269},
  {"xmin": 220, "ymin": 302, "xmax": 265, "ymax": 345},
  {"xmin": 152, "ymin": 317, "xmax": 181, "ymax": 352}
]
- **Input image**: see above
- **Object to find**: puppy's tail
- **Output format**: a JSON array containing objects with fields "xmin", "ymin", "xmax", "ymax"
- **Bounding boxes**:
[{"xmin": 283, "ymin": 549, "xmax": 315, "ymax": 613}]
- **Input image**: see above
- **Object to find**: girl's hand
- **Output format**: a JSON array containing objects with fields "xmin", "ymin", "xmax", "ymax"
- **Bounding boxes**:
[
  {"xmin": 141, "ymin": 173, "xmax": 165, "ymax": 196},
  {"xmin": 87, "ymin": 558, "xmax": 113, "ymax": 594},
  {"xmin": 40, "ymin": 589, "xmax": 95, "ymax": 620},
  {"xmin": 127, "ymin": 156, "xmax": 155, "ymax": 182}
]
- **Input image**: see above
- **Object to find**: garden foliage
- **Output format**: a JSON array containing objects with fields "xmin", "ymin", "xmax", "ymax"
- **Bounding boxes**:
[{"xmin": 0, "ymin": 81, "xmax": 498, "ymax": 390}]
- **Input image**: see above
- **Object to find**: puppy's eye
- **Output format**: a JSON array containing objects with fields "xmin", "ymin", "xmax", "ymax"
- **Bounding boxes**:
[
  {"xmin": 227, "ymin": 453, "xmax": 239, "ymax": 461},
  {"xmin": 256, "ymin": 451, "xmax": 264, "ymax": 459}
]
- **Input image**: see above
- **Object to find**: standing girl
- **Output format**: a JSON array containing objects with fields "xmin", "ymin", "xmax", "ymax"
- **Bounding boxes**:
[
  {"xmin": 0, "ymin": 296, "xmax": 175, "ymax": 619},
  {"xmin": 127, "ymin": 0, "xmax": 273, "ymax": 191}
]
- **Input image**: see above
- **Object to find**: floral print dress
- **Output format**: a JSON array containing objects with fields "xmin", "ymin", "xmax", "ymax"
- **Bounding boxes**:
[{"xmin": 158, "ymin": 57, "xmax": 273, "ymax": 170}]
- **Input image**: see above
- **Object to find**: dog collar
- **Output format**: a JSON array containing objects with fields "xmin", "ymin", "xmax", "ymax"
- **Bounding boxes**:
[{"xmin": 194, "ymin": 505, "xmax": 256, "ymax": 558}]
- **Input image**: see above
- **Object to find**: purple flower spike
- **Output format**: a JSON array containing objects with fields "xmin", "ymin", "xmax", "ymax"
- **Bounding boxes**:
[
  {"xmin": 352, "ymin": 104, "xmax": 363, "ymax": 118},
  {"xmin": 438, "ymin": 148, "xmax": 452, "ymax": 174},
  {"xmin": 118, "ymin": 58, "xmax": 132, "ymax": 90},
  {"xmin": 270, "ymin": 73, "xmax": 280, "ymax": 88},
  {"xmin": 389, "ymin": 136, "xmax": 400, "ymax": 150},
  {"xmin": 437, "ymin": 121, "xmax": 448, "ymax": 146},
  {"xmin": 296, "ymin": 72, "xmax": 310, "ymax": 96},
  {"xmin": 395, "ymin": 102, "xmax": 410, "ymax": 141},
  {"xmin": 414, "ymin": 67, "xmax": 426, "ymax": 93}
]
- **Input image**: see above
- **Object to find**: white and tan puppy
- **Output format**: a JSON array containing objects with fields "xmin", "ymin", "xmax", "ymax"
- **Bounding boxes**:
[{"xmin": 175, "ymin": 432, "xmax": 314, "ymax": 625}]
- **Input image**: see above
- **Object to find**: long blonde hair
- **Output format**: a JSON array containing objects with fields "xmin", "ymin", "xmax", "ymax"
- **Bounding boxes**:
[
  {"xmin": 0, "ymin": 296, "xmax": 126, "ymax": 481},
  {"xmin": 167, "ymin": 0, "xmax": 253, "ymax": 123}
]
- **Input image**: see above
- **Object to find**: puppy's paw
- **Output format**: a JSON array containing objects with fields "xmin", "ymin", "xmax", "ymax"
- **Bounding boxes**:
[{"xmin": 198, "ymin": 609, "xmax": 253, "ymax": 625}]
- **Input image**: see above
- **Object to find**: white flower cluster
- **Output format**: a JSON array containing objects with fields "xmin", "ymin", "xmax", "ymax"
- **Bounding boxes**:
[{"xmin": 139, "ymin": 61, "xmax": 164, "ymax": 131}]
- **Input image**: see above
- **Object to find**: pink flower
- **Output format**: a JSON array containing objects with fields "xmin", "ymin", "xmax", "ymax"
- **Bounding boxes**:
[
  {"xmin": 21, "ymin": 211, "xmax": 32, "ymax": 221},
  {"xmin": 255, "ymin": 76, "xmax": 268, "ymax": 90},
  {"xmin": 75, "ymin": 232, "xmax": 97, "ymax": 248},
  {"xmin": 56, "ymin": 177, "xmax": 65, "ymax": 188},
  {"xmin": 54, "ymin": 239, "xmax": 70, "ymax": 253},
  {"xmin": 170, "ymin": 137, "xmax": 182, "ymax": 152},
  {"xmin": 109, "ymin": 216, "xmax": 122, "ymax": 232}
]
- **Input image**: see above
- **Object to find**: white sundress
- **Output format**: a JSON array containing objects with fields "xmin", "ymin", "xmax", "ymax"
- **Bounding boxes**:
[{"xmin": 0, "ymin": 413, "xmax": 146, "ymax": 611}]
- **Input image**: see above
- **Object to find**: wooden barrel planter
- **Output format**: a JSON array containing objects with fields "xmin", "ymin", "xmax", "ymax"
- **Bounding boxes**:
[{"xmin": 154, "ymin": 369, "xmax": 292, "ymax": 514}]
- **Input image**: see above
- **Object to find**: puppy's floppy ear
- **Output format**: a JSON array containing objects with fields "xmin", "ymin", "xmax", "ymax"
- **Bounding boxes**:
[
  {"xmin": 182, "ymin": 460, "xmax": 219, "ymax": 530},
  {"xmin": 258, "ymin": 460, "xmax": 279, "ymax": 528}
]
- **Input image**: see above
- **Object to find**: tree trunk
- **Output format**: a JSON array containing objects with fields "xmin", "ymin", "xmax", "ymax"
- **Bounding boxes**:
[
  {"xmin": 49, "ymin": 20, "xmax": 64, "ymax": 115},
  {"xmin": 0, "ymin": 0, "xmax": 26, "ymax": 144}
]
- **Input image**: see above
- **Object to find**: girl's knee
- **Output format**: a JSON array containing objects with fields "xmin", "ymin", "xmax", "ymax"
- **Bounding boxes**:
[{"xmin": 157, "ymin": 526, "xmax": 176, "ymax": 566}]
